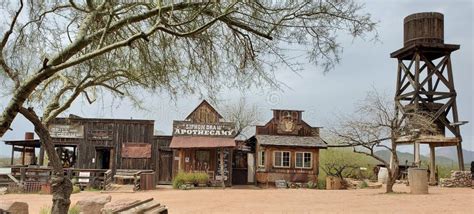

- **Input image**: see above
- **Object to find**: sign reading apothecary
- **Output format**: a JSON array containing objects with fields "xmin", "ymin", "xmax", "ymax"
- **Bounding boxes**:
[
  {"xmin": 173, "ymin": 121, "xmax": 235, "ymax": 137},
  {"xmin": 49, "ymin": 124, "xmax": 84, "ymax": 138}
]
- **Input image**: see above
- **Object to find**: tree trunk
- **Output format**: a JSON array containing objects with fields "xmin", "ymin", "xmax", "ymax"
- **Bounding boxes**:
[
  {"xmin": 386, "ymin": 162, "xmax": 399, "ymax": 193},
  {"xmin": 19, "ymin": 107, "xmax": 72, "ymax": 213}
]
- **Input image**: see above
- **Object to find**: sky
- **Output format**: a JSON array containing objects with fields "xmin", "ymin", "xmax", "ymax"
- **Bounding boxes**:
[{"xmin": 0, "ymin": 0, "xmax": 473, "ymax": 157}]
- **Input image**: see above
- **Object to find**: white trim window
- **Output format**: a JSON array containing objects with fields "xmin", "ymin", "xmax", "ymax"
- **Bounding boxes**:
[
  {"xmin": 273, "ymin": 151, "xmax": 291, "ymax": 168},
  {"xmin": 295, "ymin": 152, "xmax": 312, "ymax": 169},
  {"xmin": 258, "ymin": 151, "xmax": 265, "ymax": 167}
]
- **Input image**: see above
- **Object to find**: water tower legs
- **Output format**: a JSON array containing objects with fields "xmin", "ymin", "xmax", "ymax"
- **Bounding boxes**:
[{"xmin": 429, "ymin": 145, "xmax": 436, "ymax": 185}]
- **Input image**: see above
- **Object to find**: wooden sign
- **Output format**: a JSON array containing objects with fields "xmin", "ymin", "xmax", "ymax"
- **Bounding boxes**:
[
  {"xmin": 121, "ymin": 143, "xmax": 152, "ymax": 158},
  {"xmin": 88, "ymin": 130, "xmax": 113, "ymax": 140},
  {"xmin": 49, "ymin": 124, "xmax": 84, "ymax": 139},
  {"xmin": 173, "ymin": 121, "xmax": 235, "ymax": 137}
]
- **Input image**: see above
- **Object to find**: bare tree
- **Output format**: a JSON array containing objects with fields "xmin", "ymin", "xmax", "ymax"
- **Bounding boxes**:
[
  {"xmin": 331, "ymin": 91, "xmax": 437, "ymax": 193},
  {"xmin": 0, "ymin": 0, "xmax": 376, "ymax": 137},
  {"xmin": 0, "ymin": 1, "xmax": 376, "ymax": 212},
  {"xmin": 221, "ymin": 97, "xmax": 261, "ymax": 138}
]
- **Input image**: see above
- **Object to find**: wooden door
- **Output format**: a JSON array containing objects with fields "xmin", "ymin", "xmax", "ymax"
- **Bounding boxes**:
[{"xmin": 158, "ymin": 150, "xmax": 173, "ymax": 184}]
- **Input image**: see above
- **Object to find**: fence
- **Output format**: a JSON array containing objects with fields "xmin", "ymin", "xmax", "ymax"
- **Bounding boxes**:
[{"xmin": 1, "ymin": 166, "xmax": 113, "ymax": 192}]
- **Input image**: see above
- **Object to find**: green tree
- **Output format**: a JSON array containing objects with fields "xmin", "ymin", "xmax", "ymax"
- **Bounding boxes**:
[{"xmin": 1, "ymin": 1, "xmax": 376, "ymax": 212}]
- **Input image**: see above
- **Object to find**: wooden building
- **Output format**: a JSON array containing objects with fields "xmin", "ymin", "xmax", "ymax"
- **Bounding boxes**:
[
  {"xmin": 169, "ymin": 100, "xmax": 236, "ymax": 186},
  {"xmin": 47, "ymin": 115, "xmax": 157, "ymax": 174},
  {"xmin": 247, "ymin": 110, "xmax": 327, "ymax": 186}
]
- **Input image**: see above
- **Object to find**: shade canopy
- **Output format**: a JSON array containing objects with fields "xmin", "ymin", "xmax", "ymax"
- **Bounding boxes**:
[{"xmin": 169, "ymin": 136, "xmax": 236, "ymax": 148}]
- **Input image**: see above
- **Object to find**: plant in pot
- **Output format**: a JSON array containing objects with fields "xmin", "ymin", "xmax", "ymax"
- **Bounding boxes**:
[
  {"xmin": 196, "ymin": 173, "xmax": 209, "ymax": 187},
  {"xmin": 184, "ymin": 173, "xmax": 195, "ymax": 186}
]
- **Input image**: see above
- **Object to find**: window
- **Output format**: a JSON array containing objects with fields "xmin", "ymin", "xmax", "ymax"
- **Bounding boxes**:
[
  {"xmin": 295, "ymin": 152, "xmax": 312, "ymax": 169},
  {"xmin": 273, "ymin": 151, "xmax": 290, "ymax": 168},
  {"xmin": 258, "ymin": 151, "xmax": 265, "ymax": 167}
]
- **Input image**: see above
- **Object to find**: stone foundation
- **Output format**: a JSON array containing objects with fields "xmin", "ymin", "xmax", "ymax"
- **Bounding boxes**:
[{"xmin": 439, "ymin": 171, "xmax": 472, "ymax": 187}]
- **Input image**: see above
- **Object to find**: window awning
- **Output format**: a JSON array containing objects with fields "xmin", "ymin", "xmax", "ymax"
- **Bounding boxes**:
[{"xmin": 169, "ymin": 136, "xmax": 236, "ymax": 148}]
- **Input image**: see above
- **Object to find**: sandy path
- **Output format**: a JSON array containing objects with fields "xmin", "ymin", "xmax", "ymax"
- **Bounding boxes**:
[{"xmin": 1, "ymin": 184, "xmax": 473, "ymax": 213}]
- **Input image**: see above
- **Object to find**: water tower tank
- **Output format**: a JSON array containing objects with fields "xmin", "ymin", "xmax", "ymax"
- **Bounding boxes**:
[{"xmin": 404, "ymin": 12, "xmax": 444, "ymax": 46}]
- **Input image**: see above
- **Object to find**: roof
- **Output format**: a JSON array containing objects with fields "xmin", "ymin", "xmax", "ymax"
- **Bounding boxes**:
[
  {"xmin": 185, "ymin": 100, "xmax": 223, "ymax": 120},
  {"xmin": 55, "ymin": 114, "xmax": 154, "ymax": 123},
  {"xmin": 169, "ymin": 136, "xmax": 236, "ymax": 148},
  {"xmin": 4, "ymin": 139, "xmax": 41, "ymax": 147},
  {"xmin": 256, "ymin": 135, "xmax": 327, "ymax": 148}
]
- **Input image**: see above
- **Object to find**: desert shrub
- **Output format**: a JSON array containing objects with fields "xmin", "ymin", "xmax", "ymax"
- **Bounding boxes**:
[
  {"xmin": 195, "ymin": 172, "xmax": 209, "ymax": 184},
  {"xmin": 319, "ymin": 148, "xmax": 378, "ymax": 180},
  {"xmin": 358, "ymin": 180, "xmax": 369, "ymax": 189},
  {"xmin": 39, "ymin": 205, "xmax": 81, "ymax": 214},
  {"xmin": 68, "ymin": 205, "xmax": 80, "ymax": 214},
  {"xmin": 72, "ymin": 186, "xmax": 81, "ymax": 194},
  {"xmin": 307, "ymin": 181, "xmax": 318, "ymax": 189},
  {"xmin": 317, "ymin": 177, "xmax": 326, "ymax": 189},
  {"xmin": 173, "ymin": 172, "xmax": 210, "ymax": 188}
]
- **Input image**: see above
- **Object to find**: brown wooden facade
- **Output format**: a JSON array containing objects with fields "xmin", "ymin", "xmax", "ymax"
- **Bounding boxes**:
[
  {"xmin": 49, "ymin": 115, "xmax": 157, "ymax": 175},
  {"xmin": 170, "ymin": 100, "xmax": 236, "ymax": 186},
  {"xmin": 252, "ymin": 110, "xmax": 327, "ymax": 185}
]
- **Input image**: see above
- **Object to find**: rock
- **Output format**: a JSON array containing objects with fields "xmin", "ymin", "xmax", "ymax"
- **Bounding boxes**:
[
  {"xmin": 102, "ymin": 198, "xmax": 141, "ymax": 214},
  {"xmin": 439, "ymin": 171, "xmax": 472, "ymax": 188},
  {"xmin": 76, "ymin": 195, "xmax": 111, "ymax": 214},
  {"xmin": 0, "ymin": 201, "xmax": 29, "ymax": 214}
]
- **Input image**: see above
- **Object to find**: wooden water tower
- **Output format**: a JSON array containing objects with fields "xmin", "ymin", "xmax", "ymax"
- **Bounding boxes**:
[{"xmin": 391, "ymin": 12, "xmax": 465, "ymax": 183}]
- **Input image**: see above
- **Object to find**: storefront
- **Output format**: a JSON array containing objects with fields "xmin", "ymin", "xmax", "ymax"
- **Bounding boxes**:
[
  {"xmin": 169, "ymin": 100, "xmax": 236, "ymax": 186},
  {"xmin": 248, "ymin": 109, "xmax": 327, "ymax": 186}
]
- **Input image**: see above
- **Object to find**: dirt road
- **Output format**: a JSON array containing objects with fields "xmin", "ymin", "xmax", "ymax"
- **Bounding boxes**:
[{"xmin": 1, "ymin": 184, "xmax": 472, "ymax": 213}]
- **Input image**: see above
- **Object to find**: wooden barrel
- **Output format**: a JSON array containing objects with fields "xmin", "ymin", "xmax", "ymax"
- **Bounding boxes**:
[
  {"xmin": 404, "ymin": 12, "xmax": 444, "ymax": 46},
  {"xmin": 140, "ymin": 172, "xmax": 156, "ymax": 190},
  {"xmin": 408, "ymin": 168, "xmax": 429, "ymax": 194}
]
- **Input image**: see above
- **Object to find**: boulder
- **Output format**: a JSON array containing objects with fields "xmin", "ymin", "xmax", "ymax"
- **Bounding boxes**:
[
  {"xmin": 76, "ymin": 195, "xmax": 111, "ymax": 214},
  {"xmin": 102, "ymin": 198, "xmax": 141, "ymax": 214},
  {"xmin": 0, "ymin": 201, "xmax": 29, "ymax": 214}
]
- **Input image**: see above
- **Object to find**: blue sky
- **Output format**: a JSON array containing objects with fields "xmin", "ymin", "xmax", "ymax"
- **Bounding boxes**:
[{"xmin": 0, "ymin": 0, "xmax": 472, "ymax": 157}]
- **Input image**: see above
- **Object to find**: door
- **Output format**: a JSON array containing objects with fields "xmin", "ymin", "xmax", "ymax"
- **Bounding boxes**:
[
  {"xmin": 247, "ymin": 153, "xmax": 255, "ymax": 183},
  {"xmin": 158, "ymin": 150, "xmax": 173, "ymax": 184},
  {"xmin": 232, "ymin": 151, "xmax": 248, "ymax": 185},
  {"xmin": 96, "ymin": 148, "xmax": 111, "ymax": 169}
]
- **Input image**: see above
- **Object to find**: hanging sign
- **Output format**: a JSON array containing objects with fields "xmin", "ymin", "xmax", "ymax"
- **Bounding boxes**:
[
  {"xmin": 49, "ymin": 124, "xmax": 84, "ymax": 139},
  {"xmin": 173, "ymin": 121, "xmax": 235, "ymax": 137}
]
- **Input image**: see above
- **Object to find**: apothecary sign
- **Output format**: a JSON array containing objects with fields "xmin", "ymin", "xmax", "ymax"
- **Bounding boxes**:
[
  {"xmin": 173, "ymin": 121, "xmax": 236, "ymax": 137},
  {"xmin": 49, "ymin": 124, "xmax": 84, "ymax": 139}
]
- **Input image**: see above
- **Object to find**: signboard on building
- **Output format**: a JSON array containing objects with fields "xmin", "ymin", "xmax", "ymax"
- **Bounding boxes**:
[
  {"xmin": 173, "ymin": 121, "xmax": 236, "ymax": 137},
  {"xmin": 49, "ymin": 124, "xmax": 84, "ymax": 139},
  {"xmin": 121, "ymin": 143, "xmax": 152, "ymax": 158}
]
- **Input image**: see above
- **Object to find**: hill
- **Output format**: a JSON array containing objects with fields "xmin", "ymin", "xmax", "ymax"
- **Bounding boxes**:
[{"xmin": 374, "ymin": 150, "xmax": 458, "ymax": 167}]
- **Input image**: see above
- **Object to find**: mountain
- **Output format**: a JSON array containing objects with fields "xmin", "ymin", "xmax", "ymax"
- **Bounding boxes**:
[
  {"xmin": 374, "ymin": 150, "xmax": 458, "ymax": 167},
  {"xmin": 435, "ymin": 147, "xmax": 474, "ymax": 163}
]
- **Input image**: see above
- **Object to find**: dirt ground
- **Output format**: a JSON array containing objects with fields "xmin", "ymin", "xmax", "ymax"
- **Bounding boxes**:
[{"xmin": 1, "ymin": 184, "xmax": 473, "ymax": 213}]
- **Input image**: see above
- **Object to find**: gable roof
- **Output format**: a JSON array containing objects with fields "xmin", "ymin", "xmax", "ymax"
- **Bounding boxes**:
[{"xmin": 185, "ymin": 100, "xmax": 223, "ymax": 120}]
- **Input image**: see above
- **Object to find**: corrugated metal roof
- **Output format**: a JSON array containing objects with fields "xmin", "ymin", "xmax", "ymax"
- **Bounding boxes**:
[
  {"xmin": 256, "ymin": 135, "xmax": 327, "ymax": 148},
  {"xmin": 169, "ymin": 136, "xmax": 236, "ymax": 148}
]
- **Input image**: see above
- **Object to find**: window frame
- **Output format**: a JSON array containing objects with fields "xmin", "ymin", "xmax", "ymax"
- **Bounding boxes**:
[
  {"xmin": 258, "ymin": 150, "xmax": 265, "ymax": 168},
  {"xmin": 295, "ymin": 152, "xmax": 312, "ymax": 169},
  {"xmin": 273, "ymin": 151, "xmax": 291, "ymax": 168}
]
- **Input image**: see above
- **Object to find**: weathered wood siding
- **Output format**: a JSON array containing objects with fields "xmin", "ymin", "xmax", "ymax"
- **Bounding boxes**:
[{"xmin": 51, "ymin": 117, "xmax": 156, "ymax": 173}]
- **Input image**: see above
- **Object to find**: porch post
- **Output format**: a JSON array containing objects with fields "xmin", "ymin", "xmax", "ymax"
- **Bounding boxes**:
[
  {"xmin": 220, "ymin": 148, "xmax": 225, "ymax": 188},
  {"xmin": 429, "ymin": 145, "xmax": 437, "ymax": 185},
  {"xmin": 178, "ymin": 149, "xmax": 184, "ymax": 171},
  {"xmin": 414, "ymin": 141, "xmax": 421, "ymax": 167},
  {"xmin": 11, "ymin": 145, "xmax": 14, "ymax": 165},
  {"xmin": 22, "ymin": 146, "xmax": 25, "ymax": 165}
]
